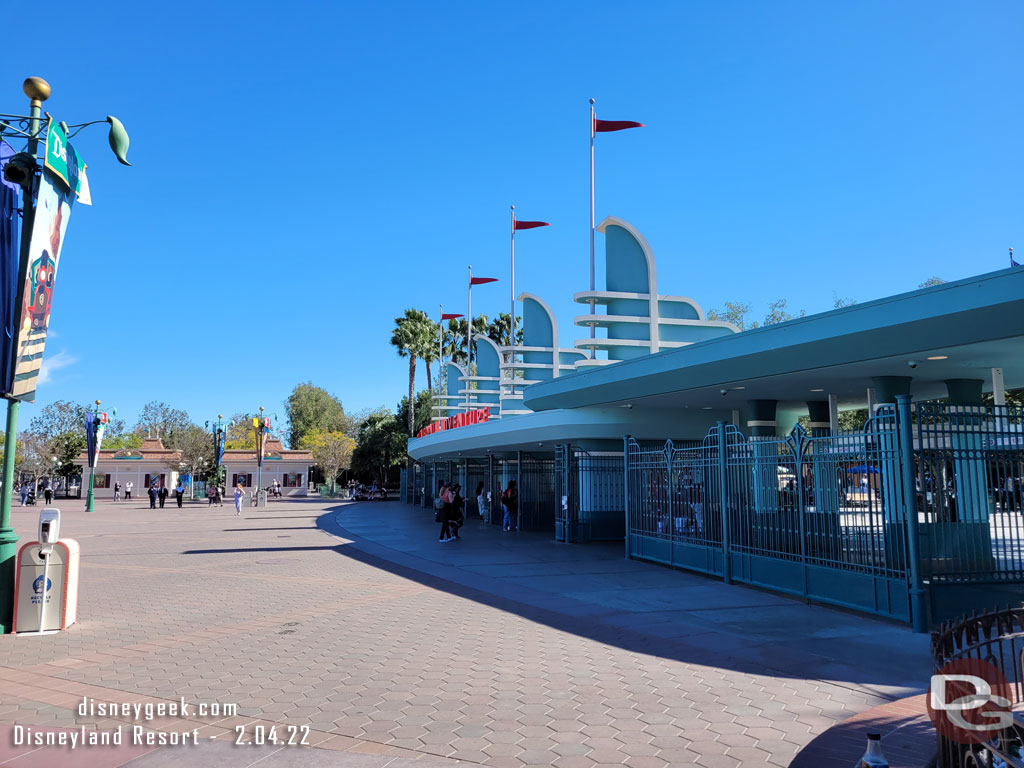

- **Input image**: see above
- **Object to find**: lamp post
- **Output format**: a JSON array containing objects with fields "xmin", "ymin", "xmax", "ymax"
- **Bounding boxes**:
[
  {"xmin": 205, "ymin": 413, "xmax": 225, "ymax": 496},
  {"xmin": 84, "ymin": 400, "xmax": 111, "ymax": 513},
  {"xmin": 0, "ymin": 76, "xmax": 130, "ymax": 633}
]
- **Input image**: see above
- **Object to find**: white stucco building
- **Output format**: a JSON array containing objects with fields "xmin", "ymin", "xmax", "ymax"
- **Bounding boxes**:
[
  {"xmin": 222, "ymin": 439, "xmax": 312, "ymax": 496},
  {"xmin": 74, "ymin": 437, "xmax": 182, "ymax": 498}
]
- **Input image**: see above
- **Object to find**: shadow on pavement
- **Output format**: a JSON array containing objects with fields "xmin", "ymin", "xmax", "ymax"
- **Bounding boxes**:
[{"xmin": 314, "ymin": 500, "xmax": 931, "ymax": 702}]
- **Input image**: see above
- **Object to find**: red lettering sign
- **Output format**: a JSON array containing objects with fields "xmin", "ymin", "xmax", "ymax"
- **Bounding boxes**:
[{"xmin": 415, "ymin": 408, "xmax": 491, "ymax": 438}]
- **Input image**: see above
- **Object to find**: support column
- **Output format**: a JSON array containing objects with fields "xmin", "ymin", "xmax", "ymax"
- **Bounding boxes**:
[
  {"xmin": 807, "ymin": 400, "xmax": 840, "ymax": 559},
  {"xmin": 828, "ymin": 394, "xmax": 839, "ymax": 433},
  {"xmin": 992, "ymin": 367, "xmax": 1006, "ymax": 407},
  {"xmin": 870, "ymin": 378, "xmax": 911, "ymax": 525},
  {"xmin": 944, "ymin": 379, "xmax": 991, "ymax": 525},
  {"xmin": 871, "ymin": 376, "xmax": 913, "ymax": 406},
  {"xmin": 746, "ymin": 400, "xmax": 779, "ymax": 522}
]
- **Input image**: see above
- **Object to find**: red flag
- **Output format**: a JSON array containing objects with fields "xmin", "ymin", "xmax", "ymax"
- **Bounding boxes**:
[
  {"xmin": 513, "ymin": 220, "xmax": 550, "ymax": 231},
  {"xmin": 594, "ymin": 118, "xmax": 644, "ymax": 133},
  {"xmin": 469, "ymin": 277, "xmax": 498, "ymax": 285},
  {"xmin": 441, "ymin": 313, "xmax": 463, "ymax": 320}
]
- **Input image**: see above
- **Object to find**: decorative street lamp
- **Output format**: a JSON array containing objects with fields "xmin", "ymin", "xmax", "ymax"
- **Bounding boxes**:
[
  {"xmin": 203, "ymin": 414, "xmax": 226, "ymax": 500},
  {"xmin": 251, "ymin": 407, "xmax": 276, "ymax": 506},
  {"xmin": 84, "ymin": 400, "xmax": 112, "ymax": 513},
  {"xmin": 0, "ymin": 76, "xmax": 130, "ymax": 633}
]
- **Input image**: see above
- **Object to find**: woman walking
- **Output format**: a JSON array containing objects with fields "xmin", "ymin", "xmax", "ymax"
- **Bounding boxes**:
[
  {"xmin": 207, "ymin": 484, "xmax": 217, "ymax": 506},
  {"xmin": 501, "ymin": 480, "xmax": 518, "ymax": 532},
  {"xmin": 174, "ymin": 480, "xmax": 185, "ymax": 508},
  {"xmin": 475, "ymin": 481, "xmax": 488, "ymax": 522},
  {"xmin": 234, "ymin": 484, "xmax": 244, "ymax": 516},
  {"xmin": 436, "ymin": 482, "xmax": 455, "ymax": 542}
]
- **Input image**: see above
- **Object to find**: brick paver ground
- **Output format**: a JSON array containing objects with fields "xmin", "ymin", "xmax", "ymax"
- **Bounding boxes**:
[{"xmin": 0, "ymin": 497, "xmax": 934, "ymax": 766}]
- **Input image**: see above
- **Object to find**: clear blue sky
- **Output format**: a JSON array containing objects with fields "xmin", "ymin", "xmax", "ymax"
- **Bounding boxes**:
[{"xmin": 6, "ymin": 1, "xmax": 1022, "ymax": 429}]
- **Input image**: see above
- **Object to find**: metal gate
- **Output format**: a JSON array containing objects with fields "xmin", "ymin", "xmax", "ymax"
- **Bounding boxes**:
[
  {"xmin": 555, "ymin": 445, "xmax": 625, "ymax": 543},
  {"xmin": 626, "ymin": 409, "xmax": 912, "ymax": 622},
  {"xmin": 519, "ymin": 453, "xmax": 556, "ymax": 533}
]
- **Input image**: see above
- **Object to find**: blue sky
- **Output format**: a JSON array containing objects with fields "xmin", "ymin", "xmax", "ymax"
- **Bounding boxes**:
[{"xmin": 6, "ymin": 1, "xmax": 1022, "ymax": 429}]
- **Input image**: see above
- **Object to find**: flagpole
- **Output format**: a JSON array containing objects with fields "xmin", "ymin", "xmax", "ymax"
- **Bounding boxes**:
[
  {"xmin": 438, "ymin": 303, "xmax": 444, "ymax": 395},
  {"xmin": 510, "ymin": 205, "xmax": 516, "ymax": 350},
  {"xmin": 589, "ymin": 98, "xmax": 596, "ymax": 358},
  {"xmin": 467, "ymin": 266, "xmax": 472, "ymax": 410}
]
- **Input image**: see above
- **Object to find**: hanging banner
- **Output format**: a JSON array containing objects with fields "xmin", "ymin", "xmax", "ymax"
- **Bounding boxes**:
[
  {"xmin": 44, "ymin": 118, "xmax": 91, "ymax": 205},
  {"xmin": 0, "ymin": 141, "xmax": 20, "ymax": 397},
  {"xmin": 215, "ymin": 428, "xmax": 226, "ymax": 466},
  {"xmin": 9, "ymin": 170, "xmax": 73, "ymax": 402},
  {"xmin": 86, "ymin": 411, "xmax": 108, "ymax": 468}
]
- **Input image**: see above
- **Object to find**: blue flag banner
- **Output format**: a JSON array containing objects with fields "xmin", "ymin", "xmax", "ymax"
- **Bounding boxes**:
[
  {"xmin": 85, "ymin": 412, "xmax": 96, "ymax": 468},
  {"xmin": 0, "ymin": 142, "xmax": 20, "ymax": 396}
]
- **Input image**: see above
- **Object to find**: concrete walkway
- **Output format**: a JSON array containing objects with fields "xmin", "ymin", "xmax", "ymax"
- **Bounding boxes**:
[{"xmin": 0, "ymin": 496, "xmax": 933, "ymax": 767}]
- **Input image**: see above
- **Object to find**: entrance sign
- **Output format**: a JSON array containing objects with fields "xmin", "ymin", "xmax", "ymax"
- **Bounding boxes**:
[
  {"xmin": 43, "ymin": 118, "xmax": 91, "ymax": 204},
  {"xmin": 416, "ymin": 408, "xmax": 490, "ymax": 438}
]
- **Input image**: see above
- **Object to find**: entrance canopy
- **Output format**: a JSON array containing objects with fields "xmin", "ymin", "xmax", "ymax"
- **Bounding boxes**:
[{"xmin": 524, "ymin": 268, "xmax": 1024, "ymax": 413}]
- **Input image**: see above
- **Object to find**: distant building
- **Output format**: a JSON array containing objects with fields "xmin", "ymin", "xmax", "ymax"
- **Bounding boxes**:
[
  {"xmin": 222, "ymin": 439, "xmax": 312, "ymax": 496},
  {"xmin": 74, "ymin": 437, "xmax": 182, "ymax": 497}
]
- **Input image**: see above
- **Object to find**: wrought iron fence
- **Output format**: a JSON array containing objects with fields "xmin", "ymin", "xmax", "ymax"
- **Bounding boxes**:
[
  {"xmin": 555, "ymin": 446, "xmax": 625, "ymax": 543},
  {"xmin": 519, "ymin": 453, "xmax": 556, "ymax": 533},
  {"xmin": 916, "ymin": 403, "xmax": 1024, "ymax": 584},
  {"xmin": 626, "ymin": 407, "xmax": 913, "ymax": 620}
]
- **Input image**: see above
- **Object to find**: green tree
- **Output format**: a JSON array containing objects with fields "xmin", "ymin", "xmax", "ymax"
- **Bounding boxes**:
[
  {"xmin": 391, "ymin": 309, "xmax": 435, "ymax": 438},
  {"xmin": 832, "ymin": 292, "xmax": 857, "ymax": 309},
  {"xmin": 224, "ymin": 412, "xmax": 257, "ymax": 449},
  {"xmin": 134, "ymin": 401, "xmax": 193, "ymax": 448},
  {"xmin": 164, "ymin": 424, "xmax": 216, "ymax": 493},
  {"xmin": 706, "ymin": 301, "xmax": 755, "ymax": 330},
  {"xmin": 28, "ymin": 400, "xmax": 88, "ymax": 480},
  {"xmin": 442, "ymin": 315, "xmax": 490, "ymax": 366},
  {"xmin": 284, "ymin": 382, "xmax": 349, "ymax": 449},
  {"xmin": 351, "ymin": 411, "xmax": 407, "ymax": 486},
  {"xmin": 762, "ymin": 299, "xmax": 806, "ymax": 326},
  {"xmin": 919, "ymin": 276, "xmax": 946, "ymax": 289},
  {"xmin": 396, "ymin": 390, "xmax": 435, "ymax": 437},
  {"xmin": 300, "ymin": 430, "xmax": 356, "ymax": 491}
]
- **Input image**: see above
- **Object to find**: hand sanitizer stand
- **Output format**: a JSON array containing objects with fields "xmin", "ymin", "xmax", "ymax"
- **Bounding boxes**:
[{"xmin": 13, "ymin": 509, "xmax": 80, "ymax": 634}]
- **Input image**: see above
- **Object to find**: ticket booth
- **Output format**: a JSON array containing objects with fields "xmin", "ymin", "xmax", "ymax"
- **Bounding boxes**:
[{"xmin": 13, "ymin": 509, "xmax": 80, "ymax": 634}]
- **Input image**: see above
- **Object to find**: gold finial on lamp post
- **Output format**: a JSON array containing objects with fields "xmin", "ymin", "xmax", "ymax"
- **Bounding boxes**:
[{"xmin": 23, "ymin": 77, "xmax": 51, "ymax": 104}]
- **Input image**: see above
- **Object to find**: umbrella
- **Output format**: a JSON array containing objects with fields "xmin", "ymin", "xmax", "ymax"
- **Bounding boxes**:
[{"xmin": 845, "ymin": 464, "xmax": 879, "ymax": 474}]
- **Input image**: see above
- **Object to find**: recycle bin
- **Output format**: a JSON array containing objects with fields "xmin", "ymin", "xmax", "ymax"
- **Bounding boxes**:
[{"xmin": 13, "ymin": 509, "xmax": 80, "ymax": 633}]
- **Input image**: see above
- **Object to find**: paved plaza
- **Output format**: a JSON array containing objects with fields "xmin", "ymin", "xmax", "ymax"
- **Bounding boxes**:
[{"xmin": 0, "ymin": 496, "xmax": 932, "ymax": 767}]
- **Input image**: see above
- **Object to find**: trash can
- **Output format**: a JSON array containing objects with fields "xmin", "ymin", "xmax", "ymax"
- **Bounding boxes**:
[{"xmin": 13, "ymin": 509, "xmax": 80, "ymax": 634}]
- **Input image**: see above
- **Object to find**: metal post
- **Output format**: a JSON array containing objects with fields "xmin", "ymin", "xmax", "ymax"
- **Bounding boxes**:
[
  {"xmin": 717, "ymin": 421, "xmax": 732, "ymax": 584},
  {"xmin": 896, "ymin": 394, "xmax": 928, "ymax": 632},
  {"xmin": 623, "ymin": 435, "xmax": 630, "ymax": 559},
  {"xmin": 466, "ymin": 266, "xmax": 472, "ymax": 410},
  {"xmin": 0, "ymin": 400, "xmax": 20, "ymax": 633},
  {"xmin": 588, "ymin": 99, "xmax": 596, "ymax": 358},
  {"xmin": 0, "ymin": 82, "xmax": 47, "ymax": 631},
  {"xmin": 516, "ymin": 450, "xmax": 522, "ymax": 532}
]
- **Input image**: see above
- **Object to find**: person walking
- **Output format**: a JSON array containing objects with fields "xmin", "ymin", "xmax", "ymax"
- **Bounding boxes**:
[
  {"xmin": 217, "ymin": 484, "xmax": 224, "ymax": 507},
  {"xmin": 174, "ymin": 480, "xmax": 184, "ymax": 508},
  {"xmin": 148, "ymin": 484, "xmax": 157, "ymax": 509},
  {"xmin": 449, "ymin": 484, "xmax": 466, "ymax": 539},
  {"xmin": 44, "ymin": 483, "xmax": 52, "ymax": 505},
  {"xmin": 18, "ymin": 483, "xmax": 27, "ymax": 506},
  {"xmin": 158, "ymin": 484, "xmax": 168, "ymax": 508},
  {"xmin": 501, "ymin": 480, "xmax": 518, "ymax": 532},
  {"xmin": 206, "ymin": 484, "xmax": 216, "ymax": 507},
  {"xmin": 436, "ymin": 482, "xmax": 455, "ymax": 542},
  {"xmin": 114, "ymin": 481, "xmax": 121, "ymax": 501},
  {"xmin": 234, "ymin": 484, "xmax": 244, "ymax": 516},
  {"xmin": 475, "ymin": 481, "xmax": 488, "ymax": 522},
  {"xmin": 125, "ymin": 481, "xmax": 133, "ymax": 501}
]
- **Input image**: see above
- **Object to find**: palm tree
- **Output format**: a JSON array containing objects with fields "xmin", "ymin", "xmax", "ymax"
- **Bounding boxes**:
[
  {"xmin": 391, "ymin": 309, "xmax": 434, "ymax": 436},
  {"xmin": 422, "ymin": 319, "xmax": 440, "ymax": 393},
  {"xmin": 443, "ymin": 315, "xmax": 490, "ymax": 366}
]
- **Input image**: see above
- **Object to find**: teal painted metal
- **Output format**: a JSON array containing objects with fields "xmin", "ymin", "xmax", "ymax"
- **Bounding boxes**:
[
  {"xmin": 399, "ymin": 469, "xmax": 408, "ymax": 503},
  {"xmin": 896, "ymin": 396, "xmax": 927, "ymax": 632},
  {"xmin": 626, "ymin": 412, "xmax": 914, "ymax": 622},
  {"xmin": 914, "ymin": 400, "xmax": 1024, "ymax": 623},
  {"xmin": 555, "ymin": 445, "xmax": 625, "ymax": 543},
  {"xmin": 518, "ymin": 453, "xmax": 555, "ymax": 533}
]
